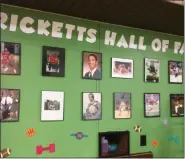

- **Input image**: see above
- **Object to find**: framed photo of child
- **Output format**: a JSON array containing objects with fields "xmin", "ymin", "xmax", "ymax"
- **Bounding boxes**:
[{"xmin": 170, "ymin": 94, "xmax": 184, "ymax": 117}]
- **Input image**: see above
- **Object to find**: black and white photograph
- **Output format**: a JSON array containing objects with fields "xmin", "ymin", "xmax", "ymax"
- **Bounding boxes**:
[
  {"xmin": 168, "ymin": 61, "xmax": 183, "ymax": 84},
  {"xmin": 0, "ymin": 89, "xmax": 20, "ymax": 122},
  {"xmin": 42, "ymin": 46, "xmax": 65, "ymax": 77},
  {"xmin": 112, "ymin": 58, "xmax": 134, "ymax": 78},
  {"xmin": 82, "ymin": 92, "xmax": 102, "ymax": 120},
  {"xmin": 82, "ymin": 51, "xmax": 102, "ymax": 80},
  {"xmin": 144, "ymin": 58, "xmax": 160, "ymax": 83},
  {"xmin": 41, "ymin": 91, "xmax": 64, "ymax": 121}
]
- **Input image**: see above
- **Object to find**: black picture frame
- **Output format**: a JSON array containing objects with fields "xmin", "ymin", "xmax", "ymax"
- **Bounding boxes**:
[
  {"xmin": 113, "ymin": 92, "xmax": 131, "ymax": 119},
  {"xmin": 0, "ymin": 88, "xmax": 20, "ymax": 122},
  {"xmin": 170, "ymin": 94, "xmax": 184, "ymax": 117},
  {"xmin": 144, "ymin": 93, "xmax": 160, "ymax": 118},
  {"xmin": 82, "ymin": 92, "xmax": 102, "ymax": 121},
  {"xmin": 1, "ymin": 41, "xmax": 21, "ymax": 75},
  {"xmin": 168, "ymin": 60, "xmax": 183, "ymax": 84},
  {"xmin": 42, "ymin": 46, "xmax": 65, "ymax": 77},
  {"xmin": 82, "ymin": 51, "xmax": 102, "ymax": 80}
]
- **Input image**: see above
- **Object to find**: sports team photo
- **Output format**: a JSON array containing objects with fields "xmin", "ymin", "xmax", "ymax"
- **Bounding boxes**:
[
  {"xmin": 1, "ymin": 42, "xmax": 21, "ymax": 75},
  {"xmin": 144, "ymin": 93, "xmax": 160, "ymax": 117},
  {"xmin": 168, "ymin": 61, "xmax": 183, "ymax": 84},
  {"xmin": 0, "ymin": 89, "xmax": 20, "ymax": 122}
]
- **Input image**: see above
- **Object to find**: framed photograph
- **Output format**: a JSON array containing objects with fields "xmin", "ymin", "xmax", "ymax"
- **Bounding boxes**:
[
  {"xmin": 82, "ymin": 51, "xmax": 102, "ymax": 80},
  {"xmin": 144, "ymin": 58, "xmax": 160, "ymax": 83},
  {"xmin": 42, "ymin": 46, "xmax": 65, "ymax": 77},
  {"xmin": 144, "ymin": 93, "xmax": 160, "ymax": 117},
  {"xmin": 1, "ymin": 42, "xmax": 21, "ymax": 75},
  {"xmin": 170, "ymin": 94, "xmax": 184, "ymax": 117},
  {"xmin": 111, "ymin": 58, "xmax": 134, "ymax": 78},
  {"xmin": 168, "ymin": 61, "xmax": 183, "ymax": 84},
  {"xmin": 41, "ymin": 91, "xmax": 64, "ymax": 121},
  {"xmin": 82, "ymin": 92, "xmax": 102, "ymax": 120},
  {"xmin": 114, "ymin": 92, "xmax": 131, "ymax": 119},
  {"xmin": 0, "ymin": 89, "xmax": 20, "ymax": 122}
]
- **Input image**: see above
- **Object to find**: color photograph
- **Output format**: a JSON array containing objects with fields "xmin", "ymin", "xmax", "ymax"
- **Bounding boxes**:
[
  {"xmin": 168, "ymin": 61, "xmax": 183, "ymax": 84},
  {"xmin": 42, "ymin": 46, "xmax": 65, "ymax": 77},
  {"xmin": 144, "ymin": 93, "xmax": 160, "ymax": 117},
  {"xmin": 82, "ymin": 92, "xmax": 102, "ymax": 120},
  {"xmin": 82, "ymin": 51, "xmax": 102, "ymax": 80},
  {"xmin": 170, "ymin": 94, "xmax": 184, "ymax": 117},
  {"xmin": 112, "ymin": 58, "xmax": 133, "ymax": 78},
  {"xmin": 1, "ymin": 42, "xmax": 21, "ymax": 75},
  {"xmin": 41, "ymin": 91, "xmax": 64, "ymax": 121},
  {"xmin": 0, "ymin": 89, "xmax": 20, "ymax": 122},
  {"xmin": 114, "ymin": 93, "xmax": 131, "ymax": 119},
  {"xmin": 144, "ymin": 58, "xmax": 160, "ymax": 83}
]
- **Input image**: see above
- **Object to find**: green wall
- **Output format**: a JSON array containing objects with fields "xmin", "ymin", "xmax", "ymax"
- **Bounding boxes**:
[{"xmin": 1, "ymin": 4, "xmax": 184, "ymax": 158}]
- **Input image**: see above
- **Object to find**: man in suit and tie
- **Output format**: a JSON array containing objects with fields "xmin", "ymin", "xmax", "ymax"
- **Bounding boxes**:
[{"xmin": 83, "ymin": 54, "xmax": 101, "ymax": 80}]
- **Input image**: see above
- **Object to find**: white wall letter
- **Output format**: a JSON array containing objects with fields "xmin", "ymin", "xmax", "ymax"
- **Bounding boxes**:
[
  {"xmin": 179, "ymin": 43, "xmax": 184, "ymax": 54},
  {"xmin": 65, "ymin": 24, "xmax": 75, "ymax": 39},
  {"xmin": 38, "ymin": 20, "xmax": 50, "ymax": 36},
  {"xmin": 1, "ymin": 12, "xmax": 8, "ymax": 30},
  {"xmin": 116, "ymin": 35, "xmax": 128, "ymax": 48},
  {"xmin": 129, "ymin": 35, "xmax": 137, "ymax": 49},
  {"xmin": 52, "ymin": 21, "xmax": 63, "ymax": 38},
  {"xmin": 151, "ymin": 38, "xmax": 161, "ymax": 52},
  {"xmin": 162, "ymin": 40, "xmax": 169, "ymax": 52},
  {"xmin": 174, "ymin": 42, "xmax": 182, "ymax": 54},
  {"xmin": 138, "ymin": 36, "xmax": 146, "ymax": 50},
  {"xmin": 77, "ymin": 26, "xmax": 87, "ymax": 41},
  {"xmin": 20, "ymin": 17, "xmax": 35, "ymax": 34},
  {"xmin": 104, "ymin": 30, "xmax": 116, "ymax": 46},
  {"xmin": 9, "ymin": 14, "xmax": 18, "ymax": 32},
  {"xmin": 86, "ymin": 28, "xmax": 97, "ymax": 43}
]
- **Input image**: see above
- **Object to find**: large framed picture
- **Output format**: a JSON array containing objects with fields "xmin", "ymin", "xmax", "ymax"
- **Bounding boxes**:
[
  {"xmin": 170, "ymin": 94, "xmax": 184, "ymax": 117},
  {"xmin": 168, "ymin": 61, "xmax": 183, "ymax": 84},
  {"xmin": 1, "ymin": 42, "xmax": 21, "ymax": 75},
  {"xmin": 144, "ymin": 93, "xmax": 160, "ymax": 117},
  {"xmin": 112, "ymin": 58, "xmax": 134, "ymax": 79},
  {"xmin": 144, "ymin": 58, "xmax": 160, "ymax": 83},
  {"xmin": 82, "ymin": 51, "xmax": 102, "ymax": 80},
  {"xmin": 0, "ymin": 89, "xmax": 20, "ymax": 122},
  {"xmin": 114, "ymin": 92, "xmax": 131, "ymax": 119},
  {"xmin": 42, "ymin": 46, "xmax": 65, "ymax": 77},
  {"xmin": 41, "ymin": 91, "xmax": 64, "ymax": 121},
  {"xmin": 82, "ymin": 92, "xmax": 102, "ymax": 120}
]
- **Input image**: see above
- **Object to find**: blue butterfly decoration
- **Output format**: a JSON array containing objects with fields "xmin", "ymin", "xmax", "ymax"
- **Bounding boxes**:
[{"xmin": 168, "ymin": 134, "xmax": 180, "ymax": 143}]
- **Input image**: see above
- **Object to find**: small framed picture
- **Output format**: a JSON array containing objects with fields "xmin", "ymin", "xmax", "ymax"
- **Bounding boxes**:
[
  {"xmin": 1, "ymin": 42, "xmax": 21, "ymax": 75},
  {"xmin": 111, "ymin": 58, "xmax": 134, "ymax": 79},
  {"xmin": 114, "ymin": 92, "xmax": 131, "ymax": 119},
  {"xmin": 170, "ymin": 94, "xmax": 184, "ymax": 117},
  {"xmin": 82, "ymin": 51, "xmax": 102, "ymax": 80},
  {"xmin": 168, "ymin": 61, "xmax": 183, "ymax": 84},
  {"xmin": 144, "ymin": 93, "xmax": 160, "ymax": 117},
  {"xmin": 41, "ymin": 91, "xmax": 64, "ymax": 121},
  {"xmin": 0, "ymin": 89, "xmax": 20, "ymax": 122},
  {"xmin": 144, "ymin": 58, "xmax": 160, "ymax": 83},
  {"xmin": 82, "ymin": 92, "xmax": 102, "ymax": 120},
  {"xmin": 42, "ymin": 46, "xmax": 65, "ymax": 77}
]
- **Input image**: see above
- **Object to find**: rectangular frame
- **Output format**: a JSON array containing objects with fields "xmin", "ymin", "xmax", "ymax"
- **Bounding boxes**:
[
  {"xmin": 41, "ymin": 91, "xmax": 64, "ymax": 121},
  {"xmin": 82, "ymin": 51, "xmax": 102, "ymax": 80},
  {"xmin": 1, "ymin": 41, "xmax": 21, "ymax": 75},
  {"xmin": 0, "ymin": 88, "xmax": 20, "ymax": 122},
  {"xmin": 82, "ymin": 92, "xmax": 102, "ymax": 120},
  {"xmin": 144, "ymin": 93, "xmax": 160, "ymax": 118}
]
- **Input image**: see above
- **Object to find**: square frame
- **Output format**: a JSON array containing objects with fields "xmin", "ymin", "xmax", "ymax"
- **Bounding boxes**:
[
  {"xmin": 0, "ymin": 88, "xmax": 20, "ymax": 122},
  {"xmin": 144, "ymin": 93, "xmax": 160, "ymax": 118}
]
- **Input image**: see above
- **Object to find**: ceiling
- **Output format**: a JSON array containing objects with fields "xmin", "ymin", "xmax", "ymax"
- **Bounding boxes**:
[{"xmin": 1, "ymin": 0, "xmax": 184, "ymax": 36}]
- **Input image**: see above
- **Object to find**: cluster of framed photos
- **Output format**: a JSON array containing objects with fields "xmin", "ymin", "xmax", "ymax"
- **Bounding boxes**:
[{"xmin": 0, "ymin": 41, "xmax": 184, "ymax": 122}]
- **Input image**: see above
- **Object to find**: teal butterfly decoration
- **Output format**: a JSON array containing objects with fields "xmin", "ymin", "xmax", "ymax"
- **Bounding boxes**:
[{"xmin": 168, "ymin": 134, "xmax": 180, "ymax": 143}]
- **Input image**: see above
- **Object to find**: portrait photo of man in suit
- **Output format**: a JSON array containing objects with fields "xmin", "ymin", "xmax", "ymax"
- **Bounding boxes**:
[{"xmin": 82, "ymin": 52, "xmax": 102, "ymax": 80}]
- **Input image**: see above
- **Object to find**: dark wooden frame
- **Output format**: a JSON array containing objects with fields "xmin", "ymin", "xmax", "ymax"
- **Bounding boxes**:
[
  {"xmin": 113, "ymin": 92, "xmax": 132, "ymax": 119},
  {"xmin": 0, "ymin": 88, "xmax": 20, "ymax": 122},
  {"xmin": 82, "ymin": 92, "xmax": 102, "ymax": 121},
  {"xmin": 144, "ymin": 93, "xmax": 160, "ymax": 118},
  {"xmin": 1, "ymin": 41, "xmax": 21, "ymax": 75}
]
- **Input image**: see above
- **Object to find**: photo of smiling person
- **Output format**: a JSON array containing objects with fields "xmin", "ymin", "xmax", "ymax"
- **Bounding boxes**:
[{"xmin": 82, "ymin": 51, "xmax": 102, "ymax": 80}]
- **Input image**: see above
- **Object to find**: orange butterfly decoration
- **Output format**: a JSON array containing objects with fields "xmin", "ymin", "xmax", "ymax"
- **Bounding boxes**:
[
  {"xmin": 26, "ymin": 128, "xmax": 35, "ymax": 137},
  {"xmin": 152, "ymin": 140, "xmax": 158, "ymax": 147}
]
